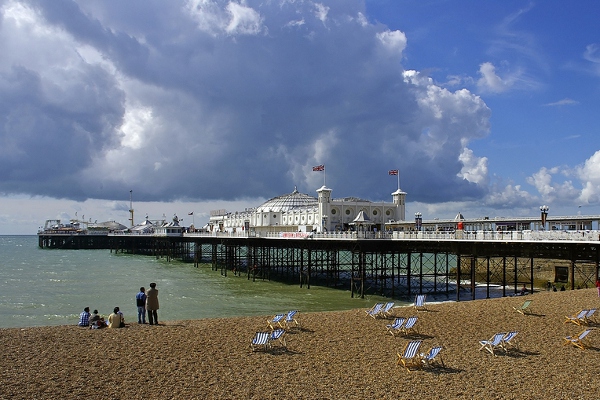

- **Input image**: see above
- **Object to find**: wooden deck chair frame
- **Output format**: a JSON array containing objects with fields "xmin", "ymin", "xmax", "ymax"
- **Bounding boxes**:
[
  {"xmin": 414, "ymin": 294, "xmax": 427, "ymax": 311},
  {"xmin": 564, "ymin": 329, "xmax": 592, "ymax": 350},
  {"xmin": 513, "ymin": 300, "xmax": 533, "ymax": 315},
  {"xmin": 397, "ymin": 340, "xmax": 423, "ymax": 372}
]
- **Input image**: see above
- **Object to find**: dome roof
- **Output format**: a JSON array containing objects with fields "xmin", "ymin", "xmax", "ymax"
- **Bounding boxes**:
[
  {"xmin": 454, "ymin": 212, "xmax": 465, "ymax": 221},
  {"xmin": 256, "ymin": 187, "xmax": 317, "ymax": 213}
]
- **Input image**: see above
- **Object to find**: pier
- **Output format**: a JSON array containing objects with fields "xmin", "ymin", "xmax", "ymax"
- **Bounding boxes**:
[{"xmin": 38, "ymin": 230, "xmax": 600, "ymax": 301}]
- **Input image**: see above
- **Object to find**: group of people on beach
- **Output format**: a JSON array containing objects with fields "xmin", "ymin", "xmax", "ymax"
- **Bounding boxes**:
[
  {"xmin": 78, "ymin": 307, "xmax": 125, "ymax": 329},
  {"xmin": 77, "ymin": 282, "xmax": 160, "ymax": 328}
]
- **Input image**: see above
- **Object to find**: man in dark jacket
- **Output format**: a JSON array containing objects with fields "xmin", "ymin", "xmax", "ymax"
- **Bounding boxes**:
[
  {"xmin": 146, "ymin": 283, "xmax": 159, "ymax": 325},
  {"xmin": 136, "ymin": 287, "xmax": 146, "ymax": 324}
]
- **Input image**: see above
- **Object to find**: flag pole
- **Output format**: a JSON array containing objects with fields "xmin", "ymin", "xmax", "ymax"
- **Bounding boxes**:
[
  {"xmin": 324, "ymin": 165, "xmax": 326, "ymax": 186},
  {"xmin": 397, "ymin": 169, "xmax": 400, "ymax": 191}
]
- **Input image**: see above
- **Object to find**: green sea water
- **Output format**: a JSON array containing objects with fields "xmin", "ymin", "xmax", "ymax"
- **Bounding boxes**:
[{"xmin": 0, "ymin": 236, "xmax": 396, "ymax": 329}]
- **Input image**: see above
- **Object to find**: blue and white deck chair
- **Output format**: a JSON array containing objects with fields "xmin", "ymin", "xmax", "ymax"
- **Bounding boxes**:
[
  {"xmin": 267, "ymin": 314, "xmax": 285, "ymax": 330},
  {"xmin": 365, "ymin": 303, "xmax": 384, "ymax": 318},
  {"xmin": 421, "ymin": 346, "xmax": 444, "ymax": 368},
  {"xmin": 269, "ymin": 328, "xmax": 287, "ymax": 348},
  {"xmin": 564, "ymin": 329, "xmax": 593, "ymax": 350},
  {"xmin": 479, "ymin": 332, "xmax": 506, "ymax": 356},
  {"xmin": 397, "ymin": 340, "xmax": 423, "ymax": 372},
  {"xmin": 385, "ymin": 317, "xmax": 406, "ymax": 337},
  {"xmin": 584, "ymin": 309, "xmax": 597, "ymax": 325},
  {"xmin": 251, "ymin": 331, "xmax": 271, "ymax": 352},
  {"xmin": 402, "ymin": 316, "xmax": 418, "ymax": 336},
  {"xmin": 284, "ymin": 310, "xmax": 300, "ymax": 328},
  {"xmin": 381, "ymin": 302, "xmax": 395, "ymax": 318},
  {"xmin": 502, "ymin": 331, "xmax": 519, "ymax": 351},
  {"xmin": 414, "ymin": 294, "xmax": 427, "ymax": 311},
  {"xmin": 564, "ymin": 309, "xmax": 589, "ymax": 326}
]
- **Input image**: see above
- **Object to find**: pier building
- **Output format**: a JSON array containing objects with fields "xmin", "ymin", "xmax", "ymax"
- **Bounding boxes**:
[{"xmin": 208, "ymin": 185, "xmax": 406, "ymax": 235}]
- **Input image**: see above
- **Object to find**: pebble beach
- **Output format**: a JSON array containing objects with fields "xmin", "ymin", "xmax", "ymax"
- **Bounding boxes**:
[{"xmin": 2, "ymin": 288, "xmax": 600, "ymax": 399}]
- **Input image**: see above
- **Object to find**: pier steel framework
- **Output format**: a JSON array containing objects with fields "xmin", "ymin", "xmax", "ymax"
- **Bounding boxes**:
[{"xmin": 38, "ymin": 234, "xmax": 600, "ymax": 301}]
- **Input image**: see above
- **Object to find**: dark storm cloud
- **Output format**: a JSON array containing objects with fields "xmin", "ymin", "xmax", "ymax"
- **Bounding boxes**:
[{"xmin": 0, "ymin": 0, "xmax": 491, "ymax": 204}]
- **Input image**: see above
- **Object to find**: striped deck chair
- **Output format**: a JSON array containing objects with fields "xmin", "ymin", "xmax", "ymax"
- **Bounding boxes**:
[
  {"xmin": 250, "ymin": 331, "xmax": 271, "ymax": 352},
  {"xmin": 284, "ymin": 310, "xmax": 300, "ymax": 329},
  {"xmin": 397, "ymin": 340, "xmax": 423, "ymax": 372},
  {"xmin": 269, "ymin": 328, "xmax": 287, "ymax": 349},
  {"xmin": 385, "ymin": 317, "xmax": 406, "ymax": 337},
  {"xmin": 381, "ymin": 302, "xmax": 395, "ymax": 318},
  {"xmin": 479, "ymin": 332, "xmax": 506, "ymax": 356},
  {"xmin": 421, "ymin": 346, "xmax": 444, "ymax": 368},
  {"xmin": 583, "ymin": 309, "xmax": 597, "ymax": 325},
  {"xmin": 564, "ymin": 329, "xmax": 592, "ymax": 350},
  {"xmin": 502, "ymin": 331, "xmax": 519, "ymax": 351},
  {"xmin": 513, "ymin": 300, "xmax": 533, "ymax": 315},
  {"xmin": 365, "ymin": 303, "xmax": 384, "ymax": 319},
  {"xmin": 414, "ymin": 294, "xmax": 427, "ymax": 311},
  {"xmin": 564, "ymin": 310, "xmax": 589, "ymax": 326},
  {"xmin": 267, "ymin": 314, "xmax": 286, "ymax": 330},
  {"xmin": 402, "ymin": 316, "xmax": 418, "ymax": 336}
]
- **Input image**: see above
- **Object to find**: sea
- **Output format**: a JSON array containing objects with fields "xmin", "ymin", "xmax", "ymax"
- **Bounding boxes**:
[{"xmin": 0, "ymin": 235, "xmax": 394, "ymax": 329}]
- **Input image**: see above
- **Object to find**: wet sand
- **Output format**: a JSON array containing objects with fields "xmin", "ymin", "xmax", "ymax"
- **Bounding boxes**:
[{"xmin": 2, "ymin": 289, "xmax": 600, "ymax": 399}]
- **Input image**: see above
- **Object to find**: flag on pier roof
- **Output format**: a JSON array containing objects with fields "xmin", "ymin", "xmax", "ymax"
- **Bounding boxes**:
[
  {"xmin": 188, "ymin": 212, "xmax": 194, "ymax": 215},
  {"xmin": 388, "ymin": 169, "xmax": 399, "ymax": 175},
  {"xmin": 313, "ymin": 164, "xmax": 325, "ymax": 171}
]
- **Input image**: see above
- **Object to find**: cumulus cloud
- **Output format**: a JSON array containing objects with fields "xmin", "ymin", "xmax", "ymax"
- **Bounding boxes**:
[
  {"xmin": 476, "ymin": 61, "xmax": 541, "ymax": 94},
  {"xmin": 576, "ymin": 150, "xmax": 600, "ymax": 204},
  {"xmin": 0, "ymin": 0, "xmax": 493, "ymax": 208}
]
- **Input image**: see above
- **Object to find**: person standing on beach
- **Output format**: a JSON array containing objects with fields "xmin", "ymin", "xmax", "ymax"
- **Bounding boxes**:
[
  {"xmin": 78, "ymin": 307, "xmax": 90, "ymax": 327},
  {"xmin": 596, "ymin": 278, "xmax": 600, "ymax": 297},
  {"xmin": 146, "ymin": 283, "xmax": 159, "ymax": 325},
  {"xmin": 136, "ymin": 287, "xmax": 147, "ymax": 324}
]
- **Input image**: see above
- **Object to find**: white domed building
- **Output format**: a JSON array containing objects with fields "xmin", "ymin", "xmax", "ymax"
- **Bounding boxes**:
[{"xmin": 208, "ymin": 185, "xmax": 406, "ymax": 234}]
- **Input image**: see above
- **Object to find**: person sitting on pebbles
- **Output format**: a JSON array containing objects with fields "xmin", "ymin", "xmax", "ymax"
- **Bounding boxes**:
[
  {"xmin": 89, "ymin": 309, "xmax": 106, "ymax": 329},
  {"xmin": 108, "ymin": 307, "xmax": 125, "ymax": 328}
]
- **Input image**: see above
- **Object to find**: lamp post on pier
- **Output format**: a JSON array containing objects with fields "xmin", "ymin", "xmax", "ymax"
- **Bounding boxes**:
[
  {"xmin": 540, "ymin": 205, "xmax": 549, "ymax": 231},
  {"xmin": 414, "ymin": 212, "xmax": 422, "ymax": 232}
]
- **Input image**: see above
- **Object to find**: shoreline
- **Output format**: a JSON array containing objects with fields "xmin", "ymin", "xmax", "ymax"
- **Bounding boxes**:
[{"xmin": 2, "ymin": 289, "xmax": 600, "ymax": 399}]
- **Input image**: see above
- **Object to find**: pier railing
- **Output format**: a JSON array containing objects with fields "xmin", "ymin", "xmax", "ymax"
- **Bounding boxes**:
[{"xmin": 182, "ymin": 229, "xmax": 600, "ymax": 241}]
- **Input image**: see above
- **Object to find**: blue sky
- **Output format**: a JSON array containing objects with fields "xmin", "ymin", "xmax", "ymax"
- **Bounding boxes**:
[{"xmin": 1, "ymin": 0, "xmax": 599, "ymax": 234}]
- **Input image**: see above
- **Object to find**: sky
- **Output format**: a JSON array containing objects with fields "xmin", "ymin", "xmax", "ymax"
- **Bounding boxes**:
[{"xmin": 1, "ymin": 0, "xmax": 600, "ymax": 234}]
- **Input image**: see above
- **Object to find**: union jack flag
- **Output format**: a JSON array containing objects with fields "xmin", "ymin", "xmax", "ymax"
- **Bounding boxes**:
[
  {"xmin": 312, "ymin": 165, "xmax": 325, "ymax": 172},
  {"xmin": 388, "ymin": 169, "xmax": 399, "ymax": 176}
]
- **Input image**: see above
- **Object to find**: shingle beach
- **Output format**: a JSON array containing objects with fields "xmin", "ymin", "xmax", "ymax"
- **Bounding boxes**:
[{"xmin": 2, "ymin": 288, "xmax": 600, "ymax": 399}]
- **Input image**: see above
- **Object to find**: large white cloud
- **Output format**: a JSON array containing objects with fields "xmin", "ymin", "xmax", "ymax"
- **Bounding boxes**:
[{"xmin": 0, "ymin": 0, "xmax": 492, "ymax": 207}]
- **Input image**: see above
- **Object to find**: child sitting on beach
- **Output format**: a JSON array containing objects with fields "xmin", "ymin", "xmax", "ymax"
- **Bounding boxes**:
[{"xmin": 89, "ymin": 310, "xmax": 106, "ymax": 329}]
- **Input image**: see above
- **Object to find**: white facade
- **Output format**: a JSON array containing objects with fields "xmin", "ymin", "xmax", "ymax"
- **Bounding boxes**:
[{"xmin": 208, "ymin": 186, "xmax": 406, "ymax": 234}]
